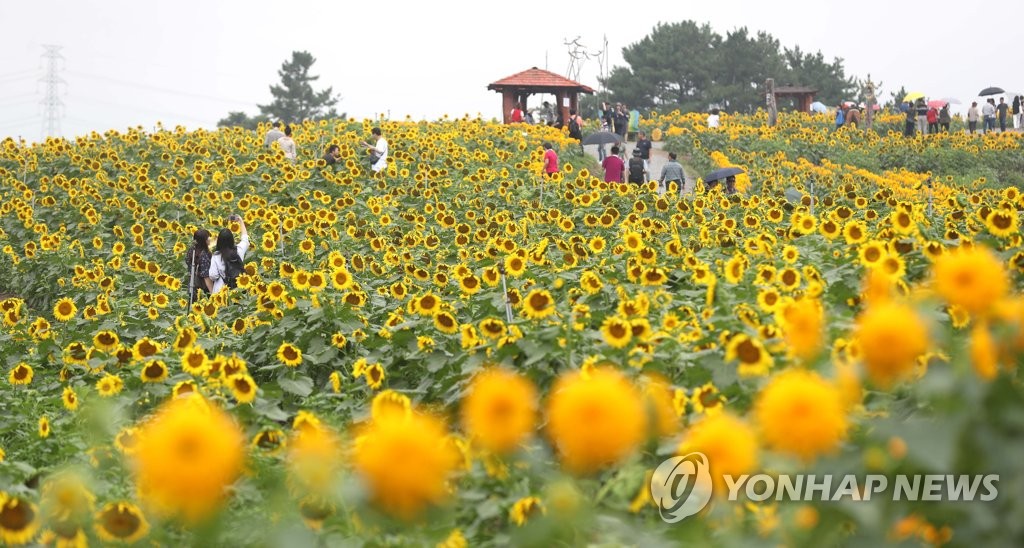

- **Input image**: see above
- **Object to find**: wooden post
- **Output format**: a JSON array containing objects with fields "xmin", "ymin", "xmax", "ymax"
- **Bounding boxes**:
[
  {"xmin": 766, "ymin": 79, "xmax": 778, "ymax": 127},
  {"xmin": 864, "ymin": 78, "xmax": 877, "ymax": 130},
  {"xmin": 501, "ymin": 91, "xmax": 516, "ymax": 123}
]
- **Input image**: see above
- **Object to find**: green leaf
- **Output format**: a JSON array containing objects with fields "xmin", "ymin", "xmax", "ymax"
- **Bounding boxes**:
[{"xmin": 277, "ymin": 375, "xmax": 313, "ymax": 397}]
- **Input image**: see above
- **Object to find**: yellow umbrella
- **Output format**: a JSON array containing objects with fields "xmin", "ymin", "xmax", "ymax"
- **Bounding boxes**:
[{"xmin": 903, "ymin": 92, "xmax": 925, "ymax": 102}]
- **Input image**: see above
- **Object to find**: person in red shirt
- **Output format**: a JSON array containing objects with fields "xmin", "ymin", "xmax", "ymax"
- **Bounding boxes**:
[
  {"xmin": 510, "ymin": 103, "xmax": 524, "ymax": 123},
  {"xmin": 926, "ymin": 106, "xmax": 939, "ymax": 135},
  {"xmin": 602, "ymin": 145, "xmax": 625, "ymax": 183},
  {"xmin": 542, "ymin": 142, "xmax": 558, "ymax": 177}
]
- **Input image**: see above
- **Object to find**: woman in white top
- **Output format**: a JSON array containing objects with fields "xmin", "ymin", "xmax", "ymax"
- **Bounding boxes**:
[
  {"xmin": 277, "ymin": 124, "xmax": 297, "ymax": 161},
  {"xmin": 209, "ymin": 215, "xmax": 249, "ymax": 293}
]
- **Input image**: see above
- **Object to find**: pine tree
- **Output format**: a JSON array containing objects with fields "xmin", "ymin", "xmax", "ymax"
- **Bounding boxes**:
[{"xmin": 258, "ymin": 51, "xmax": 340, "ymax": 123}]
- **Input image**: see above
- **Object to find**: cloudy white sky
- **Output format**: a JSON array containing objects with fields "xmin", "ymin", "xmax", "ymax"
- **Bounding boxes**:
[{"xmin": 0, "ymin": 0, "xmax": 1016, "ymax": 142}]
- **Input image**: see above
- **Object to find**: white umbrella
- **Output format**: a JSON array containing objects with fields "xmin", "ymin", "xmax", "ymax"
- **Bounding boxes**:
[{"xmin": 809, "ymin": 101, "xmax": 828, "ymax": 113}]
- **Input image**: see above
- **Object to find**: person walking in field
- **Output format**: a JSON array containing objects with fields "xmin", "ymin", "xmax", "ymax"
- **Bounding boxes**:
[
  {"xmin": 967, "ymin": 101, "xmax": 980, "ymax": 134},
  {"xmin": 915, "ymin": 99, "xmax": 929, "ymax": 135},
  {"xmin": 542, "ymin": 142, "xmax": 559, "ymax": 178},
  {"xmin": 626, "ymin": 149, "xmax": 646, "ymax": 185},
  {"xmin": 926, "ymin": 105, "xmax": 939, "ymax": 135},
  {"xmin": 904, "ymin": 105, "xmax": 917, "ymax": 137},
  {"xmin": 602, "ymin": 145, "xmax": 625, "ymax": 183},
  {"xmin": 982, "ymin": 99, "xmax": 997, "ymax": 133},
  {"xmin": 634, "ymin": 131, "xmax": 652, "ymax": 180},
  {"xmin": 996, "ymin": 97, "xmax": 1009, "ymax": 132},
  {"xmin": 938, "ymin": 104, "xmax": 951, "ymax": 133},
  {"xmin": 660, "ymin": 151, "xmax": 686, "ymax": 195},
  {"xmin": 210, "ymin": 216, "xmax": 249, "ymax": 293}
]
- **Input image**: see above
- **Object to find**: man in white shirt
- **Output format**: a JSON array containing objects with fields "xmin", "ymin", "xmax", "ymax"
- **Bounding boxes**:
[
  {"xmin": 263, "ymin": 122, "xmax": 284, "ymax": 147},
  {"xmin": 363, "ymin": 127, "xmax": 388, "ymax": 173}
]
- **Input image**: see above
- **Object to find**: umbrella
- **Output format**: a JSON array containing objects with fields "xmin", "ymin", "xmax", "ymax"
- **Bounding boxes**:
[
  {"xmin": 927, "ymin": 99, "xmax": 948, "ymax": 109},
  {"xmin": 858, "ymin": 103, "xmax": 882, "ymax": 111},
  {"xmin": 903, "ymin": 92, "xmax": 925, "ymax": 102},
  {"xmin": 703, "ymin": 167, "xmax": 745, "ymax": 183},
  {"xmin": 939, "ymin": 97, "xmax": 962, "ymax": 105},
  {"xmin": 842, "ymin": 100, "xmax": 858, "ymax": 108},
  {"xmin": 978, "ymin": 87, "xmax": 1005, "ymax": 96},
  {"xmin": 809, "ymin": 101, "xmax": 828, "ymax": 113},
  {"xmin": 581, "ymin": 131, "xmax": 621, "ymax": 146}
]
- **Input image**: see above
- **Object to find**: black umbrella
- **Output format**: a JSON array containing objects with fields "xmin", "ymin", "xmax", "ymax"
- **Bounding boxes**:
[
  {"xmin": 979, "ymin": 86, "xmax": 1005, "ymax": 96},
  {"xmin": 702, "ymin": 167, "xmax": 745, "ymax": 183},
  {"xmin": 581, "ymin": 131, "xmax": 622, "ymax": 146}
]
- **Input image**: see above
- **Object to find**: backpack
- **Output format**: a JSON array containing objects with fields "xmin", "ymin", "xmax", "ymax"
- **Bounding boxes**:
[
  {"xmin": 568, "ymin": 116, "xmax": 582, "ymax": 138},
  {"xmin": 628, "ymin": 158, "xmax": 645, "ymax": 183},
  {"xmin": 835, "ymin": 110, "xmax": 845, "ymax": 125},
  {"xmin": 223, "ymin": 255, "xmax": 244, "ymax": 289}
]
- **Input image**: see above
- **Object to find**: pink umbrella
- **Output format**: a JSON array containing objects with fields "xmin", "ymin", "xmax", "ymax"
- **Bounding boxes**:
[
  {"xmin": 858, "ymin": 103, "xmax": 882, "ymax": 111},
  {"xmin": 927, "ymin": 99, "xmax": 948, "ymax": 109}
]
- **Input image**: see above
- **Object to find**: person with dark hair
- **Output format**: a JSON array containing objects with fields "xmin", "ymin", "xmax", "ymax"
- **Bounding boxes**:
[
  {"xmin": 627, "ymin": 149, "xmax": 646, "ymax": 185},
  {"xmin": 659, "ymin": 151, "xmax": 685, "ymax": 194},
  {"xmin": 542, "ymin": 142, "xmax": 558, "ymax": 177},
  {"xmin": 567, "ymin": 109, "xmax": 583, "ymax": 141},
  {"xmin": 982, "ymin": 99, "xmax": 997, "ymax": 133},
  {"xmin": 967, "ymin": 101, "xmax": 980, "ymax": 134},
  {"xmin": 904, "ymin": 105, "xmax": 917, "ymax": 137},
  {"xmin": 509, "ymin": 102, "xmax": 524, "ymax": 123},
  {"xmin": 278, "ymin": 124, "xmax": 297, "ymax": 161},
  {"xmin": 926, "ymin": 105, "xmax": 939, "ymax": 134},
  {"xmin": 915, "ymin": 99, "xmax": 929, "ymax": 135},
  {"xmin": 602, "ymin": 145, "xmax": 625, "ymax": 183},
  {"xmin": 209, "ymin": 216, "xmax": 249, "ymax": 293},
  {"xmin": 323, "ymin": 144, "xmax": 341, "ymax": 166},
  {"xmin": 184, "ymin": 228, "xmax": 213, "ymax": 305},
  {"xmin": 613, "ymin": 103, "xmax": 628, "ymax": 139},
  {"xmin": 996, "ymin": 97, "xmax": 1009, "ymax": 132},
  {"xmin": 263, "ymin": 121, "xmax": 284, "ymax": 148},
  {"xmin": 362, "ymin": 127, "xmax": 388, "ymax": 173},
  {"xmin": 1013, "ymin": 96, "xmax": 1022, "ymax": 130},
  {"xmin": 634, "ymin": 131, "xmax": 652, "ymax": 179},
  {"xmin": 938, "ymin": 104, "xmax": 951, "ymax": 133}
]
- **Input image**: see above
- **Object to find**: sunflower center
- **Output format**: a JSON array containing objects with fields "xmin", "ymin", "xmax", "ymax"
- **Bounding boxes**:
[
  {"xmin": 736, "ymin": 340, "xmax": 762, "ymax": 364},
  {"xmin": 0, "ymin": 500, "xmax": 32, "ymax": 529},
  {"xmin": 102, "ymin": 508, "xmax": 141, "ymax": 538}
]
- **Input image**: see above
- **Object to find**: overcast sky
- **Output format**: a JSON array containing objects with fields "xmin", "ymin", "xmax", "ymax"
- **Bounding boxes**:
[{"xmin": 0, "ymin": 0, "xmax": 1017, "ymax": 142}]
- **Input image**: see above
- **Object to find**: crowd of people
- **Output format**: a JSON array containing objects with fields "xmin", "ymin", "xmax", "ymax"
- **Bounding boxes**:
[{"xmin": 264, "ymin": 122, "xmax": 389, "ymax": 174}]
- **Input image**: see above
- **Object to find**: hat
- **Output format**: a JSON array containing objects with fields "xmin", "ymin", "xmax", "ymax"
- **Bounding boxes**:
[{"xmin": 632, "ymin": 149, "xmax": 642, "ymax": 156}]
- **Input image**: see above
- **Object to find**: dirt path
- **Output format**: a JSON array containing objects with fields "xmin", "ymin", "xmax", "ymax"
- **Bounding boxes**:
[{"xmin": 582, "ymin": 140, "xmax": 698, "ymax": 194}]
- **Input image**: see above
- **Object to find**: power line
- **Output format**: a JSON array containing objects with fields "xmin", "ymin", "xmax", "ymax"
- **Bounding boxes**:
[
  {"xmin": 72, "ymin": 95, "xmax": 213, "ymax": 124},
  {"xmin": 65, "ymin": 70, "xmax": 259, "ymax": 107},
  {"xmin": 39, "ymin": 45, "xmax": 66, "ymax": 139}
]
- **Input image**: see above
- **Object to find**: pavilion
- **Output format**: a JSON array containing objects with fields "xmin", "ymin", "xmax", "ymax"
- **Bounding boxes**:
[{"xmin": 487, "ymin": 67, "xmax": 595, "ymax": 124}]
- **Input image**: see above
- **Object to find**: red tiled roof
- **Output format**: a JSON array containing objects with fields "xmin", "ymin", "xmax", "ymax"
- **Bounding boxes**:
[{"xmin": 488, "ymin": 67, "xmax": 595, "ymax": 93}]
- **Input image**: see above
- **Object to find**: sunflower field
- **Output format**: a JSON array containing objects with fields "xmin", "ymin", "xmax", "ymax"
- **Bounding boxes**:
[{"xmin": 1, "ymin": 113, "xmax": 1023, "ymax": 547}]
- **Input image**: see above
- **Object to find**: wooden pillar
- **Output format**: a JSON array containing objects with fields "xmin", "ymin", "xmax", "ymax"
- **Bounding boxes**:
[
  {"xmin": 569, "ymin": 93, "xmax": 579, "ymax": 117},
  {"xmin": 501, "ymin": 91, "xmax": 515, "ymax": 123}
]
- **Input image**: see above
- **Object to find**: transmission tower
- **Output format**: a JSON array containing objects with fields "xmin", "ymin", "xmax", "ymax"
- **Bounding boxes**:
[{"xmin": 39, "ymin": 45, "xmax": 66, "ymax": 139}]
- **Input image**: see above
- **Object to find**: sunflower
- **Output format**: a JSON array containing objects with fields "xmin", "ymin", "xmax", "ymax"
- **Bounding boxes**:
[
  {"xmin": 8, "ymin": 363, "xmax": 32, "ymax": 385},
  {"xmin": 599, "ymin": 316, "xmax": 631, "ymax": 349},
  {"xmin": 414, "ymin": 293, "xmax": 441, "ymax": 316},
  {"xmin": 458, "ymin": 275, "xmax": 481, "ymax": 295},
  {"xmin": 724, "ymin": 334, "xmax": 773, "ymax": 377},
  {"xmin": 140, "ymin": 360, "xmax": 168, "ymax": 383},
  {"xmin": 364, "ymin": 363, "xmax": 386, "ymax": 389},
  {"xmin": 890, "ymin": 209, "xmax": 916, "ymax": 235},
  {"xmin": 371, "ymin": 390, "xmax": 412, "ymax": 421},
  {"xmin": 92, "ymin": 330, "xmax": 119, "ymax": 352},
  {"xmin": 39, "ymin": 415, "xmax": 50, "ymax": 438},
  {"xmin": 96, "ymin": 374, "xmax": 124, "ymax": 396},
  {"xmin": 353, "ymin": 410, "xmax": 458, "ymax": 520},
  {"xmin": 94, "ymin": 502, "xmax": 149, "ymax": 543},
  {"xmin": 478, "ymin": 318, "xmax": 507, "ymax": 340},
  {"xmin": 53, "ymin": 298, "xmax": 77, "ymax": 321},
  {"xmin": 132, "ymin": 395, "xmax": 244, "ymax": 522},
  {"xmin": 677, "ymin": 413, "xmax": 757, "ymax": 492},
  {"xmin": 857, "ymin": 240, "xmax": 887, "ymax": 268},
  {"xmin": 251, "ymin": 429, "xmax": 286, "ymax": 452},
  {"xmin": 932, "ymin": 245, "xmax": 1009, "ymax": 316},
  {"xmin": 0, "ymin": 495, "xmax": 40, "ymax": 545},
  {"xmin": 985, "ymin": 209, "xmax": 1018, "ymax": 238},
  {"xmin": 461, "ymin": 368, "xmax": 537, "ymax": 454},
  {"xmin": 181, "ymin": 346, "xmax": 209, "ymax": 376},
  {"xmin": 433, "ymin": 311, "xmax": 459, "ymax": 334},
  {"xmin": 330, "ymin": 267, "xmax": 353, "ymax": 290},
  {"xmin": 133, "ymin": 337, "xmax": 161, "ymax": 360},
  {"xmin": 754, "ymin": 369, "xmax": 848, "ymax": 461},
  {"xmin": 509, "ymin": 496, "xmax": 546, "ymax": 527},
  {"xmin": 545, "ymin": 367, "xmax": 647, "ymax": 475},
  {"xmin": 173, "ymin": 327, "xmax": 196, "ymax": 352},
  {"xmin": 228, "ymin": 374, "xmax": 258, "ymax": 404},
  {"xmin": 843, "ymin": 220, "xmax": 868, "ymax": 244},
  {"xmin": 62, "ymin": 386, "xmax": 79, "ymax": 411},
  {"xmin": 503, "ymin": 254, "xmax": 527, "ymax": 277},
  {"xmin": 855, "ymin": 302, "xmax": 929, "ymax": 387},
  {"xmin": 277, "ymin": 343, "xmax": 303, "ymax": 367},
  {"xmin": 521, "ymin": 289, "xmax": 556, "ymax": 320},
  {"xmin": 777, "ymin": 297, "xmax": 823, "ymax": 361}
]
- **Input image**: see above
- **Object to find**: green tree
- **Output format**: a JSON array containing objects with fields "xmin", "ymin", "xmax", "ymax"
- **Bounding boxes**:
[
  {"xmin": 713, "ymin": 28, "xmax": 786, "ymax": 113},
  {"xmin": 257, "ymin": 51, "xmax": 340, "ymax": 123},
  {"xmin": 216, "ymin": 111, "xmax": 267, "ymax": 130},
  {"xmin": 602, "ymin": 21, "xmax": 720, "ymax": 112},
  {"xmin": 783, "ymin": 46, "xmax": 858, "ymax": 106}
]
